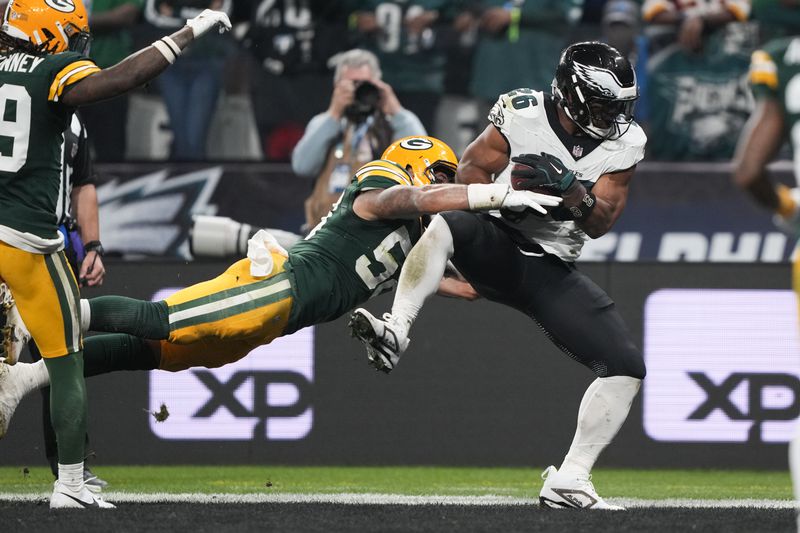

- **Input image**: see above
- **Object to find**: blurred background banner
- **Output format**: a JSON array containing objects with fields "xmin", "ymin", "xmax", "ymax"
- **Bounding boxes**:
[
  {"xmin": 5, "ymin": 260, "xmax": 794, "ymax": 469},
  {"xmin": 95, "ymin": 161, "xmax": 796, "ymax": 262},
  {"xmin": 95, "ymin": 163, "xmax": 307, "ymax": 258}
]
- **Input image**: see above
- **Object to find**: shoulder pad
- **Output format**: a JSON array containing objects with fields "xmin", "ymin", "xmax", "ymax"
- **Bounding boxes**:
[
  {"xmin": 489, "ymin": 88, "xmax": 545, "ymax": 137},
  {"xmin": 601, "ymin": 122, "xmax": 647, "ymax": 172},
  {"xmin": 46, "ymin": 52, "xmax": 100, "ymax": 102},
  {"xmin": 749, "ymin": 49, "xmax": 779, "ymax": 91},
  {"xmin": 355, "ymin": 159, "xmax": 413, "ymax": 187}
]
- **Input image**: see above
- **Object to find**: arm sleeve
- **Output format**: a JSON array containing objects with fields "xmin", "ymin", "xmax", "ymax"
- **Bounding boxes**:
[
  {"xmin": 749, "ymin": 48, "xmax": 780, "ymax": 101},
  {"xmin": 353, "ymin": 159, "xmax": 413, "ymax": 191},
  {"xmin": 291, "ymin": 113, "xmax": 343, "ymax": 178},
  {"xmin": 389, "ymin": 109, "xmax": 427, "ymax": 138},
  {"xmin": 47, "ymin": 54, "xmax": 101, "ymax": 103}
]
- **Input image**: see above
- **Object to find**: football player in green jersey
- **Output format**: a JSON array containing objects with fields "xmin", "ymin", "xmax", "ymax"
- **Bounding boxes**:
[
  {"xmin": 733, "ymin": 36, "xmax": 800, "ymax": 530},
  {"xmin": 0, "ymin": 0, "xmax": 230, "ymax": 509},
  {"xmin": 0, "ymin": 136, "xmax": 560, "ymax": 438}
]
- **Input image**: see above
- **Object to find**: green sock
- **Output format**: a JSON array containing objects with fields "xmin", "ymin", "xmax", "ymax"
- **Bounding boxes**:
[
  {"xmin": 83, "ymin": 333, "xmax": 160, "ymax": 377},
  {"xmin": 89, "ymin": 296, "xmax": 169, "ymax": 339},
  {"xmin": 43, "ymin": 353, "xmax": 88, "ymax": 465}
]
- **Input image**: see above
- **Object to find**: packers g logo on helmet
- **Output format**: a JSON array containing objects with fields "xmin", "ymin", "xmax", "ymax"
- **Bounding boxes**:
[
  {"xmin": 44, "ymin": 0, "xmax": 76, "ymax": 13},
  {"xmin": 2, "ymin": 0, "xmax": 90, "ymax": 54},
  {"xmin": 382, "ymin": 136, "xmax": 458, "ymax": 187}
]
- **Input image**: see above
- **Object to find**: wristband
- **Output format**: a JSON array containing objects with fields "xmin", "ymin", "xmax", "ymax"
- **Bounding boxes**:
[
  {"xmin": 467, "ymin": 183, "xmax": 509, "ymax": 210},
  {"xmin": 162, "ymin": 36, "xmax": 181, "ymax": 57},
  {"xmin": 152, "ymin": 37, "xmax": 182, "ymax": 64},
  {"xmin": 83, "ymin": 240, "xmax": 105, "ymax": 256},
  {"xmin": 551, "ymin": 192, "xmax": 596, "ymax": 221}
]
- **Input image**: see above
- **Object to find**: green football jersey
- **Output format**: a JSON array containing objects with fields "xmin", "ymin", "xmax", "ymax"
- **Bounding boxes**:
[
  {"xmin": 285, "ymin": 159, "xmax": 422, "ymax": 333},
  {"xmin": 0, "ymin": 50, "xmax": 100, "ymax": 242},
  {"xmin": 749, "ymin": 37, "xmax": 800, "ymax": 164}
]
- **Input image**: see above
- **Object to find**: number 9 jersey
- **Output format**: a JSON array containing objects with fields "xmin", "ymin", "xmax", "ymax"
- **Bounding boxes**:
[{"xmin": 0, "ymin": 50, "xmax": 100, "ymax": 251}]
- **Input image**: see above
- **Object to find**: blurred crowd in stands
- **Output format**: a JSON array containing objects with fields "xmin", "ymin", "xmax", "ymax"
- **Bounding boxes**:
[{"xmin": 37, "ymin": 0, "xmax": 800, "ymax": 164}]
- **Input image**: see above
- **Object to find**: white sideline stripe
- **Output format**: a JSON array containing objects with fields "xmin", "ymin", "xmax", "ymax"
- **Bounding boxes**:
[
  {"xmin": 169, "ymin": 279, "xmax": 291, "ymax": 324},
  {"xmin": 0, "ymin": 492, "xmax": 794, "ymax": 508}
]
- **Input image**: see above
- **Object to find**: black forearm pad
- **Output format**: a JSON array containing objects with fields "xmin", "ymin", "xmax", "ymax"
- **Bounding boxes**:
[{"xmin": 551, "ymin": 192, "xmax": 597, "ymax": 221}]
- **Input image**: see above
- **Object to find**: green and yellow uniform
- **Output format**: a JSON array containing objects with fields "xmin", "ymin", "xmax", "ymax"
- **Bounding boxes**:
[
  {"xmin": 158, "ymin": 159, "xmax": 422, "ymax": 371},
  {"xmin": 0, "ymin": 49, "xmax": 100, "ymax": 357},
  {"xmin": 748, "ymin": 37, "xmax": 800, "ymax": 298}
]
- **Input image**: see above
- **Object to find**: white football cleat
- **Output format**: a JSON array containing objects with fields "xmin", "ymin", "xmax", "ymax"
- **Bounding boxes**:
[
  {"xmin": 539, "ymin": 465, "xmax": 625, "ymax": 510},
  {"xmin": 50, "ymin": 480, "xmax": 115, "ymax": 509},
  {"xmin": 0, "ymin": 283, "xmax": 31, "ymax": 366},
  {"xmin": 348, "ymin": 308, "xmax": 409, "ymax": 373}
]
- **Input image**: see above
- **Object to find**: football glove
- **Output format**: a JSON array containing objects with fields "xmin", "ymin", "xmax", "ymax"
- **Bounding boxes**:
[
  {"xmin": 511, "ymin": 152, "xmax": 595, "ymax": 221},
  {"xmin": 186, "ymin": 9, "xmax": 232, "ymax": 39},
  {"xmin": 510, "ymin": 152, "xmax": 578, "ymax": 196}
]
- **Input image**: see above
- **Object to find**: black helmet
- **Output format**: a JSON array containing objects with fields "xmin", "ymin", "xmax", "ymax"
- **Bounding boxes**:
[{"xmin": 552, "ymin": 41, "xmax": 638, "ymax": 140}]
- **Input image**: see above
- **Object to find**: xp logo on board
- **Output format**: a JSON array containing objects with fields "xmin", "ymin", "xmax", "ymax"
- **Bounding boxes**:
[
  {"xmin": 644, "ymin": 289, "xmax": 800, "ymax": 444},
  {"xmin": 400, "ymin": 137, "xmax": 433, "ymax": 150},
  {"xmin": 149, "ymin": 288, "xmax": 315, "ymax": 441},
  {"xmin": 45, "ymin": 0, "xmax": 76, "ymax": 12}
]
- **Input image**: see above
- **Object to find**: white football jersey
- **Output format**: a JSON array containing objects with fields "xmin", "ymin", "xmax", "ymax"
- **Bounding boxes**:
[{"xmin": 487, "ymin": 89, "xmax": 647, "ymax": 261}]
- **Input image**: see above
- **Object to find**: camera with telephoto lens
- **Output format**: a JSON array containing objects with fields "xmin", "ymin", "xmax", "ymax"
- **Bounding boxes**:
[
  {"xmin": 190, "ymin": 215, "xmax": 256, "ymax": 258},
  {"xmin": 190, "ymin": 215, "xmax": 301, "ymax": 258},
  {"xmin": 344, "ymin": 80, "xmax": 381, "ymax": 123}
]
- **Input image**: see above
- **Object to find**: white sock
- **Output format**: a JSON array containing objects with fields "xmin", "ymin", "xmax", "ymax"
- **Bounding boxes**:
[
  {"xmin": 80, "ymin": 299, "xmax": 91, "ymax": 334},
  {"xmin": 391, "ymin": 215, "xmax": 454, "ymax": 338},
  {"xmin": 58, "ymin": 462, "xmax": 85, "ymax": 492},
  {"xmin": 559, "ymin": 376, "xmax": 641, "ymax": 477}
]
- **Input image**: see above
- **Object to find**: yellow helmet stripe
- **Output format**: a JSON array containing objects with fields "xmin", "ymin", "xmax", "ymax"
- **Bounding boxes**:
[
  {"xmin": 48, "ymin": 60, "xmax": 100, "ymax": 101},
  {"xmin": 355, "ymin": 161, "xmax": 413, "ymax": 186}
]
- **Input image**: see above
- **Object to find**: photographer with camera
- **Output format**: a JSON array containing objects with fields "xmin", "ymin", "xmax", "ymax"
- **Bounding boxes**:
[{"xmin": 291, "ymin": 48, "xmax": 426, "ymax": 231}]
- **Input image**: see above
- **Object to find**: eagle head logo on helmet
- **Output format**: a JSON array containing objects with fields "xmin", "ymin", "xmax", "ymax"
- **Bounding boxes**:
[{"xmin": 552, "ymin": 41, "xmax": 638, "ymax": 141}]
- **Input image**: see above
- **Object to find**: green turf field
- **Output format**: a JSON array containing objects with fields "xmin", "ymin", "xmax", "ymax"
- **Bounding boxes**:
[{"xmin": 0, "ymin": 466, "xmax": 792, "ymax": 500}]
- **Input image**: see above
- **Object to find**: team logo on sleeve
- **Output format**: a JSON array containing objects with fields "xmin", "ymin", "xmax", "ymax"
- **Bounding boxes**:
[
  {"xmin": 399, "ymin": 138, "xmax": 434, "ymax": 150},
  {"xmin": 489, "ymin": 103, "xmax": 504, "ymax": 126},
  {"xmin": 45, "ymin": 0, "xmax": 76, "ymax": 12}
]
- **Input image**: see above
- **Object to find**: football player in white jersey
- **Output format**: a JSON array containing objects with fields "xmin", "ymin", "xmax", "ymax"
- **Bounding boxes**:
[{"xmin": 350, "ymin": 42, "xmax": 646, "ymax": 510}]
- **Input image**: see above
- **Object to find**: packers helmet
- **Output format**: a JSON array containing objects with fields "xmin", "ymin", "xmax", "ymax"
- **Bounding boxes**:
[
  {"xmin": 2, "ymin": 0, "xmax": 91, "ymax": 55},
  {"xmin": 381, "ymin": 136, "xmax": 458, "ymax": 186}
]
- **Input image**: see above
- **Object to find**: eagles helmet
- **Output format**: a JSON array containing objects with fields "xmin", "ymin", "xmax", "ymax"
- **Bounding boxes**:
[
  {"xmin": 2, "ymin": 0, "xmax": 91, "ymax": 55},
  {"xmin": 552, "ymin": 41, "xmax": 638, "ymax": 140},
  {"xmin": 381, "ymin": 136, "xmax": 458, "ymax": 187}
]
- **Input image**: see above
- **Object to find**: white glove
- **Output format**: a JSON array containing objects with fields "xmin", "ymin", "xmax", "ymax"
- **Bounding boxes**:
[
  {"xmin": 467, "ymin": 183, "xmax": 561, "ymax": 214},
  {"xmin": 186, "ymin": 9, "xmax": 232, "ymax": 38},
  {"xmin": 501, "ymin": 189, "xmax": 562, "ymax": 215}
]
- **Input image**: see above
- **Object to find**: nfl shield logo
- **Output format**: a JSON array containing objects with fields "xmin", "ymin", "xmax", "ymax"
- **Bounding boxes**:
[{"xmin": 572, "ymin": 145, "xmax": 583, "ymax": 158}]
